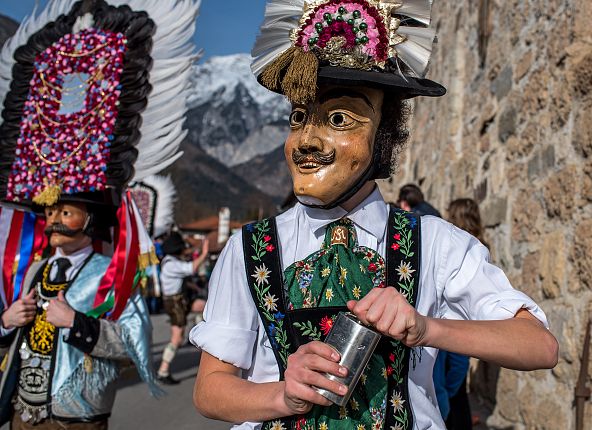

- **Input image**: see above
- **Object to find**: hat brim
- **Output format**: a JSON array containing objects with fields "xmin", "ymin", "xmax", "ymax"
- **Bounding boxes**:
[{"xmin": 317, "ymin": 67, "xmax": 446, "ymax": 99}]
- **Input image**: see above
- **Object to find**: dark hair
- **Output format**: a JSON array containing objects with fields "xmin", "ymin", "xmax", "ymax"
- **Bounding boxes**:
[
  {"xmin": 373, "ymin": 93, "xmax": 411, "ymax": 179},
  {"xmin": 398, "ymin": 183, "xmax": 425, "ymax": 207},
  {"xmin": 162, "ymin": 232, "xmax": 186, "ymax": 256},
  {"xmin": 447, "ymin": 198, "xmax": 488, "ymax": 247}
]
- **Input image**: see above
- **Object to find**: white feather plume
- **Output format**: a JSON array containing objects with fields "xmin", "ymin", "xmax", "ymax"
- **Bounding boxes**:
[
  {"xmin": 133, "ymin": 174, "xmax": 177, "ymax": 238},
  {"xmin": 107, "ymin": 0, "xmax": 201, "ymax": 181},
  {"xmin": 392, "ymin": 0, "xmax": 435, "ymax": 77}
]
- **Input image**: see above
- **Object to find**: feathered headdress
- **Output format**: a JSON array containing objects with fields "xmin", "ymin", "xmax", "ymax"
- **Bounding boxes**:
[
  {"xmin": 0, "ymin": 0, "xmax": 199, "ymax": 320},
  {"xmin": 252, "ymin": 0, "xmax": 445, "ymax": 104},
  {"xmin": 130, "ymin": 174, "xmax": 177, "ymax": 239}
]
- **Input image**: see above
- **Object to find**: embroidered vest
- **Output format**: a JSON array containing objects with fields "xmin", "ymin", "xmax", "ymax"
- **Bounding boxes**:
[{"xmin": 243, "ymin": 208, "xmax": 421, "ymax": 430}]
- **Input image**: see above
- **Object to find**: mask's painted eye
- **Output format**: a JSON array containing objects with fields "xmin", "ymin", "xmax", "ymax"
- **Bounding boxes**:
[
  {"xmin": 329, "ymin": 112, "xmax": 355, "ymax": 128},
  {"xmin": 289, "ymin": 109, "xmax": 307, "ymax": 127}
]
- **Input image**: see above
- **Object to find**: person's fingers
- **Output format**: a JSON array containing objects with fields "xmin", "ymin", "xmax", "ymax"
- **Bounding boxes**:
[
  {"xmin": 364, "ymin": 296, "xmax": 387, "ymax": 326},
  {"xmin": 57, "ymin": 291, "xmax": 66, "ymax": 302},
  {"xmin": 25, "ymin": 289, "xmax": 36, "ymax": 299},
  {"xmin": 351, "ymin": 288, "xmax": 382, "ymax": 319},
  {"xmin": 299, "ymin": 341, "xmax": 341, "ymax": 362},
  {"xmin": 375, "ymin": 300, "xmax": 398, "ymax": 334}
]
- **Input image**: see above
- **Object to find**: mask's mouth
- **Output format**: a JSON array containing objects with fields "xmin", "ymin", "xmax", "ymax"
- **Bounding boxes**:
[
  {"xmin": 292, "ymin": 148, "xmax": 336, "ymax": 171},
  {"xmin": 45, "ymin": 223, "xmax": 82, "ymax": 237}
]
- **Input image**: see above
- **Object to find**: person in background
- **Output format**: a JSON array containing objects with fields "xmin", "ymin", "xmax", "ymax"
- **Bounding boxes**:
[
  {"xmin": 446, "ymin": 198, "xmax": 492, "ymax": 428},
  {"xmin": 397, "ymin": 183, "xmax": 442, "ymax": 217},
  {"xmin": 157, "ymin": 232, "xmax": 209, "ymax": 385}
]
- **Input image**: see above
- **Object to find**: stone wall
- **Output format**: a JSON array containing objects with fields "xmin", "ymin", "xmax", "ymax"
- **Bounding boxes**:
[{"xmin": 379, "ymin": 0, "xmax": 592, "ymax": 428}]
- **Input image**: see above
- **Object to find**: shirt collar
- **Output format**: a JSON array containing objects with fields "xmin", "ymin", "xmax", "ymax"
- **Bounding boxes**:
[
  {"xmin": 49, "ymin": 245, "xmax": 93, "ymax": 272},
  {"xmin": 302, "ymin": 186, "xmax": 389, "ymax": 240}
]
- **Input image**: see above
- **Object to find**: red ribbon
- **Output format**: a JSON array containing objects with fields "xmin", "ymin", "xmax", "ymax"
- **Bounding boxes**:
[
  {"xmin": 110, "ymin": 192, "xmax": 140, "ymax": 320},
  {"xmin": 94, "ymin": 200, "xmax": 125, "ymax": 308},
  {"xmin": 3, "ymin": 211, "xmax": 24, "ymax": 306},
  {"xmin": 94, "ymin": 192, "xmax": 140, "ymax": 320},
  {"xmin": 32, "ymin": 216, "xmax": 47, "ymax": 261}
]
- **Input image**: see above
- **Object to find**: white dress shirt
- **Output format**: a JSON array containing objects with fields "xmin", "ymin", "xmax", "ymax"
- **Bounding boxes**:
[
  {"xmin": 0, "ymin": 245, "xmax": 94, "ymax": 337},
  {"xmin": 190, "ymin": 188, "xmax": 548, "ymax": 430},
  {"xmin": 160, "ymin": 256, "xmax": 194, "ymax": 296}
]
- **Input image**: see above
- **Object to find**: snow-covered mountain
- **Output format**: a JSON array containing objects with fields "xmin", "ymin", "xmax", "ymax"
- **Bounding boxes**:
[{"xmin": 186, "ymin": 54, "xmax": 291, "ymax": 166}]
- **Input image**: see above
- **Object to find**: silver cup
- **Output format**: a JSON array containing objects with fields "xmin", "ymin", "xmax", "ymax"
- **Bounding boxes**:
[{"xmin": 314, "ymin": 312, "xmax": 381, "ymax": 407}]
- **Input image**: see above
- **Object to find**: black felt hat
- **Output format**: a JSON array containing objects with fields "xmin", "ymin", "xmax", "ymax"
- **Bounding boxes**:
[
  {"xmin": 162, "ymin": 232, "xmax": 186, "ymax": 256},
  {"xmin": 252, "ymin": 0, "xmax": 446, "ymax": 104}
]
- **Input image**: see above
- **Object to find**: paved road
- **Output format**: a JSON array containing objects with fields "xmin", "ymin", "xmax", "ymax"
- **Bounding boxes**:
[
  {"xmin": 1, "ymin": 313, "xmax": 230, "ymax": 430},
  {"xmin": 111, "ymin": 313, "xmax": 229, "ymax": 430}
]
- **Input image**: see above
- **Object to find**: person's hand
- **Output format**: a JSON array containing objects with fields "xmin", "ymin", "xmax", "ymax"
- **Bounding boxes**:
[
  {"xmin": 282, "ymin": 341, "xmax": 348, "ymax": 414},
  {"xmin": 46, "ymin": 291, "xmax": 75, "ymax": 328},
  {"xmin": 347, "ymin": 287, "xmax": 428, "ymax": 347},
  {"xmin": 1, "ymin": 289, "xmax": 37, "ymax": 329},
  {"xmin": 201, "ymin": 239, "xmax": 209, "ymax": 257}
]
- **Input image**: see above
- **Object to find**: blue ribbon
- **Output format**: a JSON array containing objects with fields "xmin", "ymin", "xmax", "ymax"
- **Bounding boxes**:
[{"xmin": 12, "ymin": 212, "xmax": 36, "ymax": 302}]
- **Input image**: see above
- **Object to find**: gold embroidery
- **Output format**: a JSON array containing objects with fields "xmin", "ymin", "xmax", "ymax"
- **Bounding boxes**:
[
  {"xmin": 29, "ymin": 310, "xmax": 55, "ymax": 355},
  {"xmin": 41, "ymin": 264, "xmax": 67, "ymax": 292}
]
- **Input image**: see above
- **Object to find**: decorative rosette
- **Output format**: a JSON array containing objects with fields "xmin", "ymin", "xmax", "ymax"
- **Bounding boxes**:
[
  {"xmin": 252, "ymin": 0, "xmax": 439, "ymax": 104},
  {"xmin": 295, "ymin": 1, "xmax": 390, "ymax": 69}
]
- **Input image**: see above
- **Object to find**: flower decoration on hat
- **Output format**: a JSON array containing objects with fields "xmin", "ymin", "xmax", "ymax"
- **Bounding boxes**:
[{"xmin": 252, "ymin": 0, "xmax": 440, "ymax": 104}]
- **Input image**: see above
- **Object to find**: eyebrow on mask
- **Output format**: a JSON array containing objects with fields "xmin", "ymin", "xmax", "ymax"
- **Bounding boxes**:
[{"xmin": 319, "ymin": 89, "xmax": 375, "ymax": 112}]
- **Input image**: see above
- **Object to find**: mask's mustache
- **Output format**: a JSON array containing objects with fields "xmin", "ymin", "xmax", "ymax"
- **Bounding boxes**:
[
  {"xmin": 45, "ymin": 223, "xmax": 82, "ymax": 237},
  {"xmin": 292, "ymin": 148, "xmax": 336, "ymax": 166}
]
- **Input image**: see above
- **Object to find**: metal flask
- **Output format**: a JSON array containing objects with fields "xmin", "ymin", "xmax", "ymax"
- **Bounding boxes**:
[{"xmin": 314, "ymin": 312, "xmax": 381, "ymax": 407}]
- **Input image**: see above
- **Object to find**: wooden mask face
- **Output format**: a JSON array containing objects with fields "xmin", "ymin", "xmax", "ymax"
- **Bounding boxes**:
[
  {"xmin": 44, "ymin": 202, "xmax": 91, "ymax": 253},
  {"xmin": 285, "ymin": 85, "xmax": 384, "ymax": 206}
]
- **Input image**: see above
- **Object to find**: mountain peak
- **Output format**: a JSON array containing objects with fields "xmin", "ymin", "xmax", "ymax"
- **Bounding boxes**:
[{"xmin": 188, "ymin": 53, "xmax": 289, "ymax": 122}]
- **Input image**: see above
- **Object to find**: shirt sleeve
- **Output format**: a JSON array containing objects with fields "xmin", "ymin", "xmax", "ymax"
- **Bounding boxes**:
[
  {"xmin": 189, "ymin": 232, "xmax": 259, "ymax": 370},
  {"xmin": 162, "ymin": 258, "xmax": 194, "ymax": 278},
  {"xmin": 438, "ymin": 223, "xmax": 549, "ymax": 328}
]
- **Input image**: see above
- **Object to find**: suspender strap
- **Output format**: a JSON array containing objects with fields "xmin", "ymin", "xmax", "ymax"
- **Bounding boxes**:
[
  {"xmin": 383, "ymin": 206, "xmax": 421, "ymax": 430},
  {"xmin": 242, "ymin": 217, "xmax": 290, "ymax": 378}
]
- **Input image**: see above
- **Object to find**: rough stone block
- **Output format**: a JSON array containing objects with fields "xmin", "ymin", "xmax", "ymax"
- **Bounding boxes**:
[
  {"xmin": 543, "ymin": 166, "xmax": 579, "ymax": 220},
  {"xmin": 491, "ymin": 65, "xmax": 513, "ymax": 100},
  {"xmin": 498, "ymin": 106, "xmax": 517, "ymax": 143},
  {"xmin": 483, "ymin": 196, "xmax": 507, "ymax": 227},
  {"xmin": 572, "ymin": 219, "xmax": 592, "ymax": 291}
]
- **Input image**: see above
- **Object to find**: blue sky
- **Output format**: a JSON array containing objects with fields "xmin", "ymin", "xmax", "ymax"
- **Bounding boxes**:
[{"xmin": 0, "ymin": 0, "xmax": 267, "ymax": 61}]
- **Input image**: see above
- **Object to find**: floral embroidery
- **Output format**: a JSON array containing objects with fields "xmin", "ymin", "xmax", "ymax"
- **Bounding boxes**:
[
  {"xmin": 396, "ymin": 261, "xmax": 415, "ymax": 282},
  {"xmin": 293, "ymin": 320, "xmax": 322, "ymax": 341},
  {"xmin": 252, "ymin": 263, "xmax": 271, "ymax": 286},
  {"xmin": 270, "ymin": 421, "xmax": 286, "ymax": 430},
  {"xmin": 352, "ymin": 285, "xmax": 362, "ymax": 299},
  {"xmin": 390, "ymin": 392, "xmax": 405, "ymax": 413},
  {"xmin": 356, "ymin": 424, "xmax": 366, "ymax": 430},
  {"xmin": 250, "ymin": 219, "xmax": 274, "ymax": 261},
  {"xmin": 321, "ymin": 267, "xmax": 331, "ymax": 277},
  {"xmin": 319, "ymin": 421, "xmax": 329, "ymax": 430},
  {"xmin": 338, "ymin": 266, "xmax": 348, "ymax": 286},
  {"xmin": 320, "ymin": 315, "xmax": 334, "ymax": 335},
  {"xmin": 247, "ymin": 220, "xmax": 290, "ymax": 366},
  {"xmin": 350, "ymin": 398, "xmax": 360, "ymax": 411},
  {"xmin": 339, "ymin": 406, "xmax": 348, "ymax": 419},
  {"xmin": 325, "ymin": 288, "xmax": 334, "ymax": 302},
  {"xmin": 264, "ymin": 293, "xmax": 279, "ymax": 312}
]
